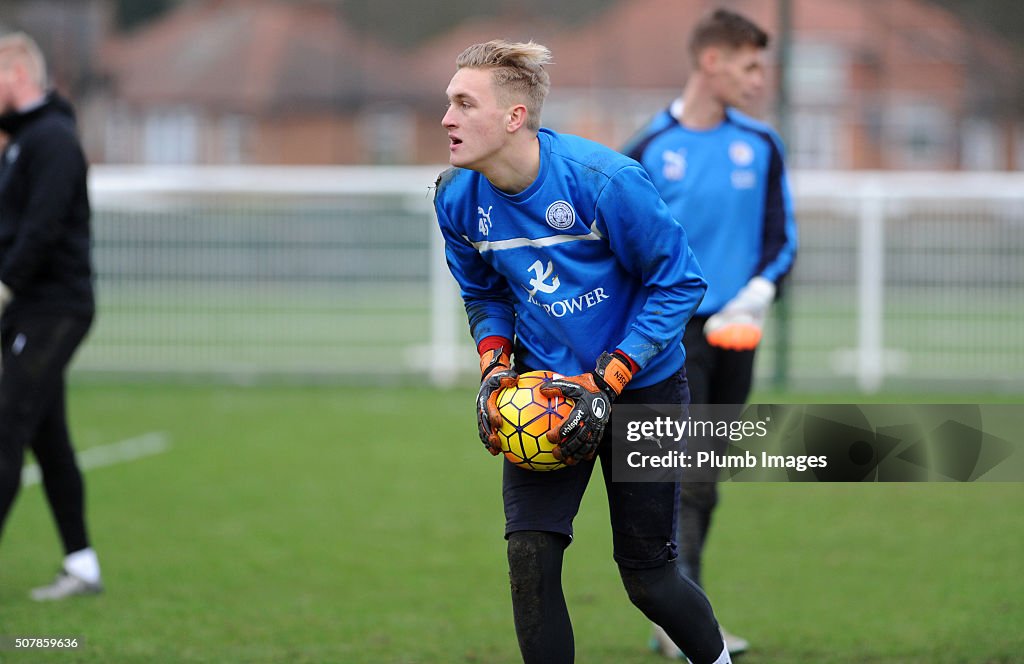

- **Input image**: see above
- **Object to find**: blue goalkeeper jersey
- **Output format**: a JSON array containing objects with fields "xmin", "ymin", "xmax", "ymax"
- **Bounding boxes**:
[
  {"xmin": 624, "ymin": 102, "xmax": 797, "ymax": 315},
  {"xmin": 434, "ymin": 128, "xmax": 707, "ymax": 389}
]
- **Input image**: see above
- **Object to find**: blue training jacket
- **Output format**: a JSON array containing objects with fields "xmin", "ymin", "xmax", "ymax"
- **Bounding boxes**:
[
  {"xmin": 434, "ymin": 128, "xmax": 707, "ymax": 389},
  {"xmin": 624, "ymin": 103, "xmax": 797, "ymax": 315}
]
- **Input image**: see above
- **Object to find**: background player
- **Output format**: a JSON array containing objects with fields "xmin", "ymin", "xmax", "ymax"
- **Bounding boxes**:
[
  {"xmin": 0, "ymin": 31, "xmax": 102, "ymax": 600},
  {"xmin": 624, "ymin": 9, "xmax": 798, "ymax": 657},
  {"xmin": 434, "ymin": 39, "xmax": 732, "ymax": 664}
]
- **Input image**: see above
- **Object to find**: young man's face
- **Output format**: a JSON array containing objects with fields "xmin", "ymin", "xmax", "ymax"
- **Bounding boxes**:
[
  {"xmin": 707, "ymin": 44, "xmax": 766, "ymax": 111},
  {"xmin": 442, "ymin": 67, "xmax": 512, "ymax": 171}
]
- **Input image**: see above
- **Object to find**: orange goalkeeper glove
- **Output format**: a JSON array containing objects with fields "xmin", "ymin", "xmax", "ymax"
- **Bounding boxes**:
[
  {"xmin": 476, "ymin": 346, "xmax": 517, "ymax": 456},
  {"xmin": 539, "ymin": 351, "xmax": 633, "ymax": 465},
  {"xmin": 704, "ymin": 277, "xmax": 776, "ymax": 351}
]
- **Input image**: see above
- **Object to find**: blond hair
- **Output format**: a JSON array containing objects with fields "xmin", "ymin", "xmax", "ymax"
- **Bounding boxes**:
[
  {"xmin": 456, "ymin": 40, "xmax": 551, "ymax": 132},
  {"xmin": 0, "ymin": 32, "xmax": 47, "ymax": 89}
]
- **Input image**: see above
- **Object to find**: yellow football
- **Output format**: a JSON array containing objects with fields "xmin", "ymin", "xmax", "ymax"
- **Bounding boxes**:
[{"xmin": 495, "ymin": 370, "xmax": 575, "ymax": 471}]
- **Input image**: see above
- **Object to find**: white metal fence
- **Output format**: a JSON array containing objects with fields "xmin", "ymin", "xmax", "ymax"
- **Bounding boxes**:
[
  {"xmin": 776, "ymin": 172, "xmax": 1024, "ymax": 393},
  {"xmin": 80, "ymin": 166, "xmax": 1024, "ymax": 393},
  {"xmin": 85, "ymin": 166, "xmax": 455, "ymax": 382}
]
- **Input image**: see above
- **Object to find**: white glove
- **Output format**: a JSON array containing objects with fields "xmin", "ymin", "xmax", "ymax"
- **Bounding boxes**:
[
  {"xmin": 704, "ymin": 276, "xmax": 776, "ymax": 351},
  {"xmin": 0, "ymin": 281, "xmax": 11, "ymax": 316}
]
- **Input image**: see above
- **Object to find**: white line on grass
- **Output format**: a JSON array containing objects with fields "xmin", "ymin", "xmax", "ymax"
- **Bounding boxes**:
[{"xmin": 21, "ymin": 431, "xmax": 171, "ymax": 487}]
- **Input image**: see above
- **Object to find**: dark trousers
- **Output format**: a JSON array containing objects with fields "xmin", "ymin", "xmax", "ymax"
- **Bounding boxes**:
[
  {"xmin": 503, "ymin": 366, "xmax": 725, "ymax": 664},
  {"xmin": 678, "ymin": 316, "xmax": 756, "ymax": 587},
  {"xmin": 0, "ymin": 312, "xmax": 93, "ymax": 555}
]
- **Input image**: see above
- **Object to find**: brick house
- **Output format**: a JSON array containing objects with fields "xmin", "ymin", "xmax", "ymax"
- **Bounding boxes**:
[
  {"xmin": 92, "ymin": 0, "xmax": 427, "ymax": 164},
  {"xmin": 88, "ymin": 0, "xmax": 1023, "ymax": 169},
  {"xmin": 433, "ymin": 0, "xmax": 1023, "ymax": 170}
]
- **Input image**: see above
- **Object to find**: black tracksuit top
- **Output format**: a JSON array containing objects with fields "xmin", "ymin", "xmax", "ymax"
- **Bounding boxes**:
[{"xmin": 0, "ymin": 91, "xmax": 94, "ymax": 318}]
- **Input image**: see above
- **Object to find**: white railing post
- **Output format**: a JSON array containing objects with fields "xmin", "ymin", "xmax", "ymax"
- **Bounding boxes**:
[
  {"xmin": 857, "ymin": 179, "xmax": 886, "ymax": 393},
  {"xmin": 428, "ymin": 208, "xmax": 460, "ymax": 387}
]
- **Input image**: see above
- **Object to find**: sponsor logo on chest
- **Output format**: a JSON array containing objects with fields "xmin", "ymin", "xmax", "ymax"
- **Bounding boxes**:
[{"xmin": 522, "ymin": 259, "xmax": 610, "ymax": 319}]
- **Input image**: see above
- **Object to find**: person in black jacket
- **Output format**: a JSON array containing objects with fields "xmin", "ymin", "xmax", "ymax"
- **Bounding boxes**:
[{"xmin": 0, "ymin": 31, "xmax": 102, "ymax": 600}]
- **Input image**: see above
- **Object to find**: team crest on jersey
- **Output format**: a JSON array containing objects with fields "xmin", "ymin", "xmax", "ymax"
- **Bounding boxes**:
[
  {"xmin": 477, "ymin": 205, "xmax": 493, "ymax": 236},
  {"xmin": 662, "ymin": 149, "xmax": 686, "ymax": 181},
  {"xmin": 729, "ymin": 141, "xmax": 754, "ymax": 167},
  {"xmin": 545, "ymin": 201, "xmax": 576, "ymax": 230},
  {"xmin": 4, "ymin": 143, "xmax": 20, "ymax": 164}
]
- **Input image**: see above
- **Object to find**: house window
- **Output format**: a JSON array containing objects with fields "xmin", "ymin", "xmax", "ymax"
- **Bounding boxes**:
[
  {"xmin": 884, "ymin": 101, "xmax": 954, "ymax": 169},
  {"xmin": 961, "ymin": 118, "xmax": 1002, "ymax": 170},
  {"xmin": 790, "ymin": 110, "xmax": 840, "ymax": 169},
  {"xmin": 789, "ymin": 42, "xmax": 847, "ymax": 105},
  {"xmin": 359, "ymin": 106, "xmax": 414, "ymax": 165},
  {"xmin": 104, "ymin": 104, "xmax": 135, "ymax": 163},
  {"xmin": 220, "ymin": 114, "xmax": 249, "ymax": 165},
  {"xmin": 143, "ymin": 108, "xmax": 198, "ymax": 164},
  {"xmin": 1017, "ymin": 125, "xmax": 1024, "ymax": 171}
]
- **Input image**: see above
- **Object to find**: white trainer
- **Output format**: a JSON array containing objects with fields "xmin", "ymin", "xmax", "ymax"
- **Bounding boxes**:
[
  {"xmin": 30, "ymin": 570, "xmax": 103, "ymax": 601},
  {"xmin": 721, "ymin": 627, "xmax": 750, "ymax": 655},
  {"xmin": 649, "ymin": 623, "xmax": 684, "ymax": 659},
  {"xmin": 649, "ymin": 623, "xmax": 749, "ymax": 659}
]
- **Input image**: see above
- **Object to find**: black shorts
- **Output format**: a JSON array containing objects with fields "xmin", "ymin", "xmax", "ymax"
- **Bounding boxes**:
[{"xmin": 502, "ymin": 367, "xmax": 690, "ymax": 569}]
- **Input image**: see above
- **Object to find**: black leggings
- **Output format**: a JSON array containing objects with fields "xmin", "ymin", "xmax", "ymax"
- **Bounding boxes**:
[
  {"xmin": 508, "ymin": 530, "xmax": 724, "ymax": 664},
  {"xmin": 678, "ymin": 316, "xmax": 756, "ymax": 586},
  {"xmin": 0, "ymin": 313, "xmax": 93, "ymax": 554}
]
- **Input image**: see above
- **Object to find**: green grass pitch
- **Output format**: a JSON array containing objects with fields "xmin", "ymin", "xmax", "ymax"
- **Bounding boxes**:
[{"xmin": 0, "ymin": 384, "xmax": 1021, "ymax": 662}]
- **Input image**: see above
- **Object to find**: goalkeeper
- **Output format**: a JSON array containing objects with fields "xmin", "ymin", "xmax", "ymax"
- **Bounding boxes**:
[
  {"xmin": 623, "ymin": 8, "xmax": 798, "ymax": 657},
  {"xmin": 435, "ymin": 40, "xmax": 732, "ymax": 664}
]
